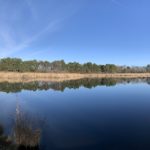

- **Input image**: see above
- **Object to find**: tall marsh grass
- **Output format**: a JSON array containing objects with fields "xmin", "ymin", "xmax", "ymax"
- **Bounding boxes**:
[{"xmin": 0, "ymin": 72, "xmax": 150, "ymax": 82}]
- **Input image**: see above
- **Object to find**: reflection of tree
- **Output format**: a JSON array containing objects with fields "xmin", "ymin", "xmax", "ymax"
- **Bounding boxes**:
[
  {"xmin": 146, "ymin": 78, "xmax": 150, "ymax": 85},
  {"xmin": 12, "ymin": 100, "xmax": 41, "ymax": 149},
  {"xmin": 0, "ymin": 125, "xmax": 16, "ymax": 150},
  {"xmin": 0, "ymin": 94, "xmax": 44, "ymax": 150},
  {"xmin": 0, "ymin": 78, "xmax": 150, "ymax": 93}
]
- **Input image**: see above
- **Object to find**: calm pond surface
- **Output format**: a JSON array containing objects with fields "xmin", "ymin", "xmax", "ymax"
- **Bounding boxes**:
[{"xmin": 1, "ymin": 78, "xmax": 150, "ymax": 150}]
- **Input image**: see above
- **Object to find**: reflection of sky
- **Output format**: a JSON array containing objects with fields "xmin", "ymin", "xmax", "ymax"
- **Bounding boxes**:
[
  {"xmin": 1, "ymin": 83, "xmax": 150, "ymax": 149},
  {"xmin": 0, "ymin": 93, "xmax": 17, "ymax": 134}
]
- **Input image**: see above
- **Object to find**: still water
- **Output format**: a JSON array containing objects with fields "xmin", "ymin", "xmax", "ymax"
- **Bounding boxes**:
[{"xmin": 1, "ymin": 78, "xmax": 150, "ymax": 150}]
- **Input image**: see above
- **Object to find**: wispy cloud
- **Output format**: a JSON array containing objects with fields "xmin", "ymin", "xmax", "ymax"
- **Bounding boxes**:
[
  {"xmin": 25, "ymin": 0, "xmax": 38, "ymax": 19},
  {"xmin": 0, "ymin": 0, "xmax": 81, "ymax": 58},
  {"xmin": 0, "ymin": 19, "xmax": 61, "ymax": 57},
  {"xmin": 111, "ymin": 0, "xmax": 126, "ymax": 7}
]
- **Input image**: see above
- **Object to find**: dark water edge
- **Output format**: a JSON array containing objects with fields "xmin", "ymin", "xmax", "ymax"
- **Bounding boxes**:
[
  {"xmin": 1, "ymin": 78, "xmax": 150, "ymax": 150},
  {"xmin": 1, "ymin": 78, "xmax": 150, "ymax": 93}
]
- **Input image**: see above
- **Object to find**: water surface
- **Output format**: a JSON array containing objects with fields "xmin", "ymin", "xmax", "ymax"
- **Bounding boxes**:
[{"xmin": 1, "ymin": 78, "xmax": 150, "ymax": 150}]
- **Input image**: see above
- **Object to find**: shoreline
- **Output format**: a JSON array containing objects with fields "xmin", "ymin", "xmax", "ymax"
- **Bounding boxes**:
[{"xmin": 0, "ymin": 72, "xmax": 150, "ymax": 83}]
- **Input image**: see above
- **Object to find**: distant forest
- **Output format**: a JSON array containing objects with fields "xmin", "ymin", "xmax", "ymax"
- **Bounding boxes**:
[{"xmin": 0, "ymin": 58, "xmax": 150, "ymax": 73}]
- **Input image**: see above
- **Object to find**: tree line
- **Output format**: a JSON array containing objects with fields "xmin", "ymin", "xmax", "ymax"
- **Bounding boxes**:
[{"xmin": 0, "ymin": 58, "xmax": 150, "ymax": 73}]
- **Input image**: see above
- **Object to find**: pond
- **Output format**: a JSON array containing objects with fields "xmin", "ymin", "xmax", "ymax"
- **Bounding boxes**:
[{"xmin": 1, "ymin": 78, "xmax": 150, "ymax": 150}]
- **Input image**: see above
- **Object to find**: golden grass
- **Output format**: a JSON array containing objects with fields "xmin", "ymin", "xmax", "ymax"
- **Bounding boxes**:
[{"xmin": 0, "ymin": 72, "xmax": 150, "ymax": 82}]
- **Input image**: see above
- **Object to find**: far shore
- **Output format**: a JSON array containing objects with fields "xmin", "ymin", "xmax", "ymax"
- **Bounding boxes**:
[{"xmin": 1, "ymin": 72, "xmax": 150, "ymax": 83}]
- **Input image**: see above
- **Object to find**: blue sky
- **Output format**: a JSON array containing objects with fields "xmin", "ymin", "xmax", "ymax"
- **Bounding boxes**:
[{"xmin": 0, "ymin": 0, "xmax": 150, "ymax": 65}]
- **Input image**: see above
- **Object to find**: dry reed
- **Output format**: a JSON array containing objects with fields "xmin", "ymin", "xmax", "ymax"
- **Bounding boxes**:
[{"xmin": 0, "ymin": 72, "xmax": 150, "ymax": 83}]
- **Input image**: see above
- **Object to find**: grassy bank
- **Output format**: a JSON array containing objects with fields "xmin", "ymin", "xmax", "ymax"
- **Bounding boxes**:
[{"xmin": 1, "ymin": 72, "xmax": 150, "ymax": 82}]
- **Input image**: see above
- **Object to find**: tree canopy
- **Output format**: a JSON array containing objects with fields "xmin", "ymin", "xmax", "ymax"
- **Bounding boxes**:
[{"xmin": 0, "ymin": 58, "xmax": 149, "ymax": 73}]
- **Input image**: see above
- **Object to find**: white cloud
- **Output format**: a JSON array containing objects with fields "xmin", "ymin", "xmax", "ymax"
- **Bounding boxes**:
[
  {"xmin": 0, "ymin": 19, "xmax": 61, "ymax": 57},
  {"xmin": 0, "ymin": 0, "xmax": 82, "ymax": 58},
  {"xmin": 0, "ymin": 0, "xmax": 63, "ymax": 57}
]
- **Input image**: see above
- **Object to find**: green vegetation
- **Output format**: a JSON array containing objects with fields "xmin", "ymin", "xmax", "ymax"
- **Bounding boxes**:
[{"xmin": 0, "ymin": 58, "xmax": 149, "ymax": 73}]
